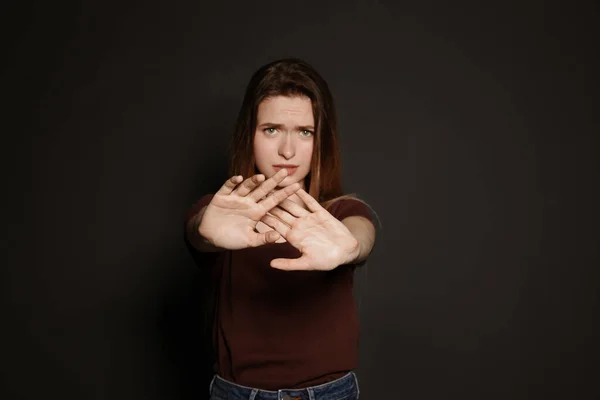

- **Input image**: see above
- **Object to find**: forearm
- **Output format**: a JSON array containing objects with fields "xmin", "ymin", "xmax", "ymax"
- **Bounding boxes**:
[
  {"xmin": 342, "ymin": 216, "xmax": 376, "ymax": 265},
  {"xmin": 186, "ymin": 206, "xmax": 225, "ymax": 252}
]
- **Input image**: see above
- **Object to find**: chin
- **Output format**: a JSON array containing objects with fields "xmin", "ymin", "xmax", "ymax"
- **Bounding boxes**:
[
  {"xmin": 279, "ymin": 175, "xmax": 307, "ymax": 188},
  {"xmin": 276, "ymin": 176, "xmax": 296, "ymax": 186}
]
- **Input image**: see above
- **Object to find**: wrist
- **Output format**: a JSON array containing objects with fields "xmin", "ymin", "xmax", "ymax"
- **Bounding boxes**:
[
  {"xmin": 195, "ymin": 209, "xmax": 224, "ymax": 252},
  {"xmin": 341, "ymin": 237, "xmax": 360, "ymax": 266}
]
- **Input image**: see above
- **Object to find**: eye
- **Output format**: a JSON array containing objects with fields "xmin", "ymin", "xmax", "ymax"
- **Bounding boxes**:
[
  {"xmin": 300, "ymin": 130, "xmax": 313, "ymax": 137},
  {"xmin": 264, "ymin": 127, "xmax": 278, "ymax": 135}
]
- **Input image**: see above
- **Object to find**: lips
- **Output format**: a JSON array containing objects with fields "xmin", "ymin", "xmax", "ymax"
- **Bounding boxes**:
[{"xmin": 273, "ymin": 165, "xmax": 299, "ymax": 175}]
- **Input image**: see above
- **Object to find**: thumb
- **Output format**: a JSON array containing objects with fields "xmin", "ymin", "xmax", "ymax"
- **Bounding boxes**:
[
  {"xmin": 264, "ymin": 230, "xmax": 281, "ymax": 243},
  {"xmin": 251, "ymin": 230, "xmax": 281, "ymax": 247},
  {"xmin": 270, "ymin": 256, "xmax": 312, "ymax": 271}
]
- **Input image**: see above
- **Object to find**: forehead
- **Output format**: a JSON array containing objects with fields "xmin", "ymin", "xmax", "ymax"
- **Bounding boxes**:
[{"xmin": 256, "ymin": 95, "xmax": 314, "ymax": 124}]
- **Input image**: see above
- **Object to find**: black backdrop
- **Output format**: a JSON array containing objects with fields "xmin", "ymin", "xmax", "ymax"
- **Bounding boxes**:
[{"xmin": 2, "ymin": 1, "xmax": 598, "ymax": 399}]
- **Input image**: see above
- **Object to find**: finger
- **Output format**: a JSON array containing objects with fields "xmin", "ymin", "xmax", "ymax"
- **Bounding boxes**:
[
  {"xmin": 270, "ymin": 256, "xmax": 312, "ymax": 271},
  {"xmin": 258, "ymin": 182, "xmax": 301, "ymax": 211},
  {"xmin": 261, "ymin": 214, "xmax": 291, "ymax": 238},
  {"xmin": 295, "ymin": 189, "xmax": 323, "ymax": 213},
  {"xmin": 249, "ymin": 230, "xmax": 281, "ymax": 247},
  {"xmin": 248, "ymin": 168, "xmax": 289, "ymax": 201},
  {"xmin": 232, "ymin": 174, "xmax": 265, "ymax": 197},
  {"xmin": 277, "ymin": 198, "xmax": 310, "ymax": 218},
  {"xmin": 216, "ymin": 175, "xmax": 243, "ymax": 195},
  {"xmin": 254, "ymin": 220, "xmax": 273, "ymax": 234},
  {"xmin": 267, "ymin": 206, "xmax": 296, "ymax": 226}
]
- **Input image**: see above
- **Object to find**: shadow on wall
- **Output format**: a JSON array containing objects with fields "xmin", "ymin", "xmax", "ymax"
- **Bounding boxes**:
[
  {"xmin": 157, "ymin": 249, "xmax": 217, "ymax": 400},
  {"xmin": 155, "ymin": 121, "xmax": 230, "ymax": 399}
]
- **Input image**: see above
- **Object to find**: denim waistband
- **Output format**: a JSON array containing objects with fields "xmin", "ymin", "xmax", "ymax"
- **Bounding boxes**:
[{"xmin": 209, "ymin": 371, "xmax": 359, "ymax": 400}]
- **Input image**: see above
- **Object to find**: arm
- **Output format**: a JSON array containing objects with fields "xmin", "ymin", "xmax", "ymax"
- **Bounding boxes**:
[
  {"xmin": 263, "ymin": 190, "xmax": 377, "ymax": 271},
  {"xmin": 185, "ymin": 171, "xmax": 299, "ymax": 253},
  {"xmin": 185, "ymin": 206, "xmax": 225, "ymax": 252},
  {"xmin": 342, "ymin": 216, "xmax": 376, "ymax": 265}
]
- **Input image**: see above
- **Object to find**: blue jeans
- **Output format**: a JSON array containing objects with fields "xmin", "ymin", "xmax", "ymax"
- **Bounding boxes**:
[{"xmin": 209, "ymin": 372, "xmax": 360, "ymax": 400}]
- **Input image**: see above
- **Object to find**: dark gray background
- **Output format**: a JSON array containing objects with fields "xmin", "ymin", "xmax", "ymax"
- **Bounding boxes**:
[{"xmin": 2, "ymin": 1, "xmax": 598, "ymax": 399}]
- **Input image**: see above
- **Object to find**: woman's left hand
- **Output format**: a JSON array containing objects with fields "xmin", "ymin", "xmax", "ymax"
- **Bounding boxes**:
[{"xmin": 260, "ymin": 189, "xmax": 359, "ymax": 271}]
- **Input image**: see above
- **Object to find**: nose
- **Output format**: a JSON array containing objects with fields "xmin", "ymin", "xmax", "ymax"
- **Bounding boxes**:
[{"xmin": 278, "ymin": 134, "xmax": 295, "ymax": 160}]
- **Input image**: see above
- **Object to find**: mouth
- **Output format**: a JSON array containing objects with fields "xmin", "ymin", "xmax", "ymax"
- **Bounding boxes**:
[{"xmin": 273, "ymin": 165, "xmax": 299, "ymax": 176}]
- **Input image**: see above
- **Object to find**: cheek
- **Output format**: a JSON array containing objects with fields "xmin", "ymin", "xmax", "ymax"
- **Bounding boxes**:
[
  {"xmin": 300, "ymin": 142, "xmax": 314, "ymax": 164},
  {"xmin": 253, "ymin": 136, "xmax": 272, "ymax": 166},
  {"xmin": 253, "ymin": 136, "xmax": 264, "ymax": 157}
]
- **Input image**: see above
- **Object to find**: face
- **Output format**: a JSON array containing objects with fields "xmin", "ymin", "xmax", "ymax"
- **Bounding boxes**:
[{"xmin": 253, "ymin": 95, "xmax": 315, "ymax": 189}]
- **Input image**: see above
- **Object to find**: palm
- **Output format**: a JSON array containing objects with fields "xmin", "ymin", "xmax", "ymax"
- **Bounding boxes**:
[
  {"xmin": 201, "ymin": 195, "xmax": 265, "ymax": 250},
  {"xmin": 260, "ymin": 190, "xmax": 359, "ymax": 271},
  {"xmin": 198, "ymin": 170, "xmax": 301, "ymax": 250},
  {"xmin": 286, "ymin": 211, "xmax": 352, "ymax": 270}
]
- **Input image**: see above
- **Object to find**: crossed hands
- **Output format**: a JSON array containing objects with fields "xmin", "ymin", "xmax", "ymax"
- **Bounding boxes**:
[{"xmin": 198, "ymin": 169, "xmax": 359, "ymax": 271}]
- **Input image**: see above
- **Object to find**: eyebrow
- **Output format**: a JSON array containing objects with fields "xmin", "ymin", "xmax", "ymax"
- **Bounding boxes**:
[{"xmin": 257, "ymin": 122, "xmax": 315, "ymax": 131}]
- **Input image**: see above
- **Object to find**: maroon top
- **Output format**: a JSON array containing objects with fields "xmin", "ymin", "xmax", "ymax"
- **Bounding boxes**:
[{"xmin": 185, "ymin": 194, "xmax": 373, "ymax": 390}]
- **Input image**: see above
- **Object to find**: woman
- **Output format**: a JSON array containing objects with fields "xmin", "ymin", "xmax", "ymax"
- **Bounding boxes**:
[{"xmin": 185, "ymin": 58, "xmax": 376, "ymax": 400}]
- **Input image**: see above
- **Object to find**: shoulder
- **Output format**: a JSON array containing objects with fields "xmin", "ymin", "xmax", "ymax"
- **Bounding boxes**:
[
  {"xmin": 184, "ymin": 193, "xmax": 214, "ymax": 222},
  {"xmin": 324, "ymin": 195, "xmax": 374, "ymax": 223}
]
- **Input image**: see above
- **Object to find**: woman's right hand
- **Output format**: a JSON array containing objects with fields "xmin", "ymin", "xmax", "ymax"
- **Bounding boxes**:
[{"xmin": 198, "ymin": 169, "xmax": 300, "ymax": 250}]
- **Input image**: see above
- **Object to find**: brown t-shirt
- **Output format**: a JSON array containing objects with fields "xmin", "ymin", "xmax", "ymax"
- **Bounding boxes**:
[{"xmin": 185, "ymin": 194, "xmax": 373, "ymax": 390}]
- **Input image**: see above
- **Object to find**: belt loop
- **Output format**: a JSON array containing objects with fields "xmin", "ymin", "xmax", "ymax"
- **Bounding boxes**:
[
  {"xmin": 352, "ymin": 371, "xmax": 360, "ymax": 398},
  {"xmin": 307, "ymin": 387, "xmax": 315, "ymax": 400},
  {"xmin": 249, "ymin": 388, "xmax": 259, "ymax": 400},
  {"xmin": 209, "ymin": 375, "xmax": 216, "ymax": 395}
]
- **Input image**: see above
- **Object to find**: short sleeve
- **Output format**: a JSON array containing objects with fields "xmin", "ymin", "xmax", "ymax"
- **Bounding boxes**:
[
  {"xmin": 326, "ymin": 198, "xmax": 374, "ymax": 223},
  {"xmin": 184, "ymin": 193, "xmax": 214, "ymax": 225},
  {"xmin": 183, "ymin": 193, "xmax": 222, "ymax": 265}
]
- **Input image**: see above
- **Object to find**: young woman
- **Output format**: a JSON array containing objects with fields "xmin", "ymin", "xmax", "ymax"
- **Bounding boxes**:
[{"xmin": 185, "ymin": 58, "xmax": 376, "ymax": 400}]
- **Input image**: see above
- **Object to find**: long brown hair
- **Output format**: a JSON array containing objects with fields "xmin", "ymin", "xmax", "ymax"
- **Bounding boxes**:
[{"xmin": 229, "ymin": 58, "xmax": 344, "ymax": 205}]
